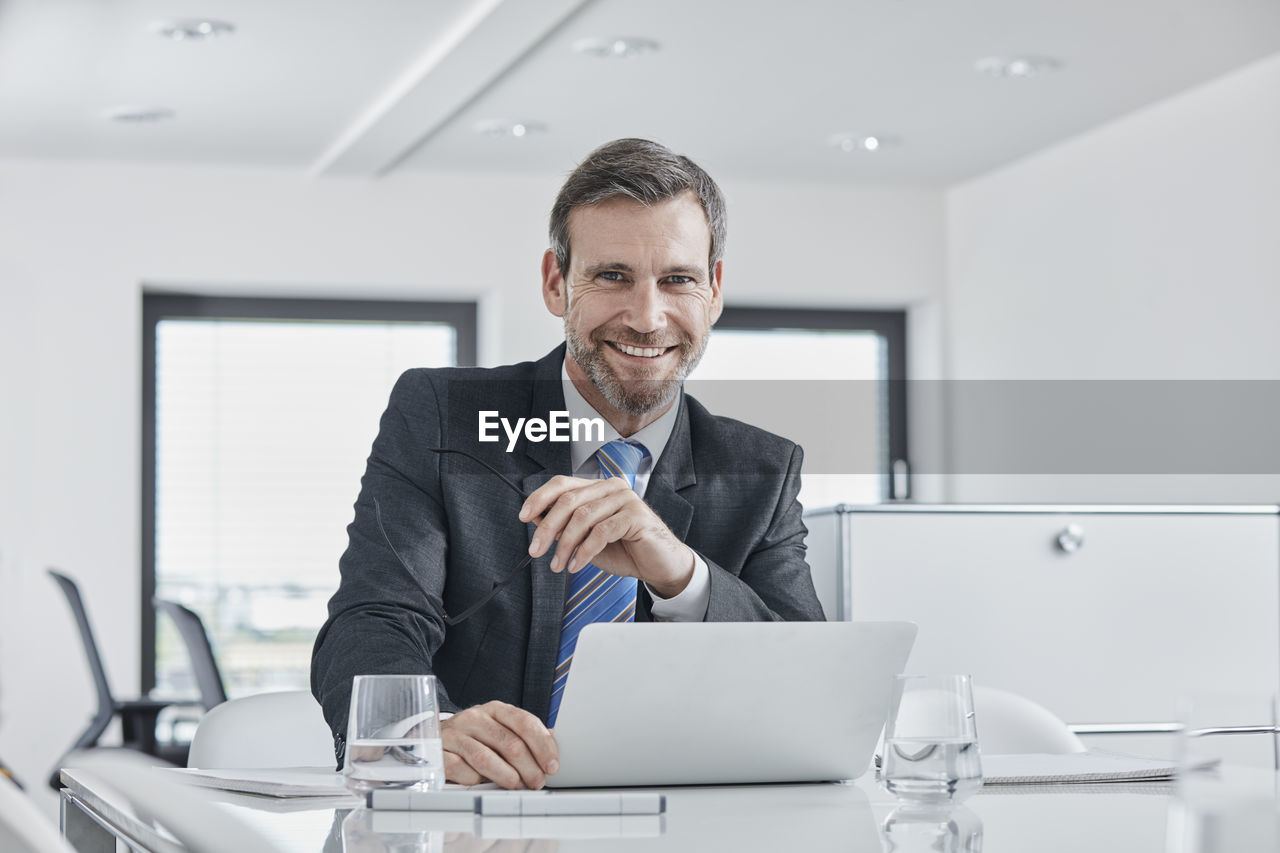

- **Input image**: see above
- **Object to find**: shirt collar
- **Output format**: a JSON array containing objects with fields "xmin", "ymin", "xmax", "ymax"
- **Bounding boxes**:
[{"xmin": 560, "ymin": 360, "xmax": 680, "ymax": 473}]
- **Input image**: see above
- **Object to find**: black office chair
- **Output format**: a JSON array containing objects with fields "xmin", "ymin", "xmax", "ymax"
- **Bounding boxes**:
[
  {"xmin": 152, "ymin": 599, "xmax": 228, "ymax": 712},
  {"xmin": 46, "ymin": 569, "xmax": 179, "ymax": 789}
]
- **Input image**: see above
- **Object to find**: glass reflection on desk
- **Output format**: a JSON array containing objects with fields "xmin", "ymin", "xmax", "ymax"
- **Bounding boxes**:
[
  {"xmin": 881, "ymin": 804, "xmax": 983, "ymax": 853},
  {"xmin": 343, "ymin": 807, "xmax": 442, "ymax": 852}
]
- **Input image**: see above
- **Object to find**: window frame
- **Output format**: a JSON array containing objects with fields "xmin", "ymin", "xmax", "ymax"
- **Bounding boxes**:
[
  {"xmin": 713, "ymin": 306, "xmax": 908, "ymax": 499},
  {"xmin": 140, "ymin": 293, "xmax": 477, "ymax": 692}
]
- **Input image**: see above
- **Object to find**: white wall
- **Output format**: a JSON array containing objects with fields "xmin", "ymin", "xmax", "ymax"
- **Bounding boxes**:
[
  {"xmin": 5, "ymin": 50, "xmax": 1279, "ymax": 810},
  {"xmin": 0, "ymin": 160, "xmax": 942, "ymax": 809},
  {"xmin": 942, "ymin": 53, "xmax": 1280, "ymax": 503},
  {"xmin": 6, "ymin": 50, "xmax": 1279, "ymax": 810}
]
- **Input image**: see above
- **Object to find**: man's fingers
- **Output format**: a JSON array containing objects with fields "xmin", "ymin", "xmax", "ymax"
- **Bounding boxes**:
[
  {"xmin": 469, "ymin": 715, "xmax": 547, "ymax": 789},
  {"xmin": 569, "ymin": 516, "xmax": 631, "ymax": 573},
  {"xmin": 451, "ymin": 737, "xmax": 524, "ymax": 789},
  {"xmin": 550, "ymin": 491, "xmax": 635, "ymax": 572},
  {"xmin": 519, "ymin": 475, "xmax": 588, "ymax": 523},
  {"xmin": 527, "ymin": 479, "xmax": 630, "ymax": 562},
  {"xmin": 443, "ymin": 709, "xmax": 524, "ymax": 788},
  {"xmin": 526, "ymin": 479, "xmax": 612, "ymax": 559},
  {"xmin": 488, "ymin": 702, "xmax": 560, "ymax": 776},
  {"xmin": 443, "ymin": 751, "xmax": 484, "ymax": 786},
  {"xmin": 441, "ymin": 702, "xmax": 559, "ymax": 790}
]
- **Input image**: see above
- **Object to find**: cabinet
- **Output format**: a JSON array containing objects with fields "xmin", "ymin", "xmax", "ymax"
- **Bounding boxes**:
[{"xmin": 803, "ymin": 504, "xmax": 1280, "ymax": 751}]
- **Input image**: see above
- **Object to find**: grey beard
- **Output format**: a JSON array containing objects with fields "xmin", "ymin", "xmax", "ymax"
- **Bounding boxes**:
[{"xmin": 564, "ymin": 322, "xmax": 706, "ymax": 415}]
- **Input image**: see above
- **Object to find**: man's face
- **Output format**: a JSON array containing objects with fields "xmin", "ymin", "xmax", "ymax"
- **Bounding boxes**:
[{"xmin": 542, "ymin": 191, "xmax": 723, "ymax": 417}]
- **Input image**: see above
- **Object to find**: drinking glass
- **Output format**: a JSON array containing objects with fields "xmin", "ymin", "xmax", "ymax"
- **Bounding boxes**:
[
  {"xmin": 344, "ymin": 674, "xmax": 445, "ymax": 795},
  {"xmin": 881, "ymin": 674, "xmax": 983, "ymax": 803},
  {"xmin": 1168, "ymin": 692, "xmax": 1279, "ymax": 852}
]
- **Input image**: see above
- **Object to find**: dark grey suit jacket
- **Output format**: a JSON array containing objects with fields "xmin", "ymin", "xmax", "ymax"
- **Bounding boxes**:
[{"xmin": 311, "ymin": 345, "xmax": 824, "ymax": 758}]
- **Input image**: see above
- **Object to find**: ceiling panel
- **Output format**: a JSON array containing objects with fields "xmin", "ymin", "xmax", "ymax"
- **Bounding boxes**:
[
  {"xmin": 0, "ymin": 0, "xmax": 1277, "ymax": 183},
  {"xmin": 402, "ymin": 0, "xmax": 1280, "ymax": 182},
  {"xmin": 0, "ymin": 0, "xmax": 478, "ymax": 165}
]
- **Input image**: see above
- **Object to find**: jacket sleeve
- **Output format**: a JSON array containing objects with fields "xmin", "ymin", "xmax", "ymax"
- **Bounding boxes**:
[
  {"xmin": 310, "ymin": 370, "xmax": 455, "ymax": 767},
  {"xmin": 701, "ymin": 444, "xmax": 826, "ymax": 622}
]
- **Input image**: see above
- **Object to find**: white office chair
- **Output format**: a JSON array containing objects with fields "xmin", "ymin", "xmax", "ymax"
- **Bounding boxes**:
[
  {"xmin": 73, "ymin": 752, "xmax": 282, "ymax": 853},
  {"xmin": 187, "ymin": 690, "xmax": 335, "ymax": 769},
  {"xmin": 974, "ymin": 686, "xmax": 1086, "ymax": 754},
  {"xmin": 0, "ymin": 777, "xmax": 76, "ymax": 853}
]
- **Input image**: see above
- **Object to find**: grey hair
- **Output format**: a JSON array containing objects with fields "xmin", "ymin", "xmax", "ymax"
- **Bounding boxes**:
[{"xmin": 549, "ymin": 138, "xmax": 727, "ymax": 276}]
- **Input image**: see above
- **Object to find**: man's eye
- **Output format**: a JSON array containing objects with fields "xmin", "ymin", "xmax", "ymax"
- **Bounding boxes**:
[
  {"xmin": 665, "ymin": 276, "xmax": 696, "ymax": 287},
  {"xmin": 598, "ymin": 271, "xmax": 625, "ymax": 282}
]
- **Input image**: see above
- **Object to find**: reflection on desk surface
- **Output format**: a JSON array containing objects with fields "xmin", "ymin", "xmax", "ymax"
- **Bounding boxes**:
[
  {"xmin": 62, "ymin": 766, "xmax": 1263, "ymax": 853},
  {"xmin": 311, "ymin": 784, "xmax": 881, "ymax": 853}
]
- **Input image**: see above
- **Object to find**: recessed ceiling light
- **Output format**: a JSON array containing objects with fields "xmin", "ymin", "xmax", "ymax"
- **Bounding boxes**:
[
  {"xmin": 974, "ymin": 55, "xmax": 1061, "ymax": 78},
  {"xmin": 474, "ymin": 120, "xmax": 547, "ymax": 138},
  {"xmin": 103, "ymin": 107, "xmax": 176, "ymax": 123},
  {"xmin": 150, "ymin": 19, "xmax": 236, "ymax": 41},
  {"xmin": 572, "ymin": 37, "xmax": 660, "ymax": 59},
  {"xmin": 827, "ymin": 133, "xmax": 898, "ymax": 153}
]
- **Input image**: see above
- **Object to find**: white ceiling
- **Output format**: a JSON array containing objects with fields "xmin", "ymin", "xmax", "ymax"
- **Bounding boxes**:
[{"xmin": 1, "ymin": 0, "xmax": 1277, "ymax": 185}]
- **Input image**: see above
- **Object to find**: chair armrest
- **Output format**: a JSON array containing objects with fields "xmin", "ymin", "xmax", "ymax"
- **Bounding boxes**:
[{"xmin": 114, "ymin": 699, "xmax": 175, "ymax": 754}]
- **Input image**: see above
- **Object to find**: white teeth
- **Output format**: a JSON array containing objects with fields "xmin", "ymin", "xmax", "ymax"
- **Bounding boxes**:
[{"xmin": 616, "ymin": 343, "xmax": 665, "ymax": 358}]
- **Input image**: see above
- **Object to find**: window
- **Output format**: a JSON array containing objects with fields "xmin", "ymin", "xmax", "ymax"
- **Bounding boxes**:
[
  {"xmin": 689, "ymin": 307, "xmax": 907, "ymax": 507},
  {"xmin": 142, "ymin": 295, "xmax": 476, "ymax": 698}
]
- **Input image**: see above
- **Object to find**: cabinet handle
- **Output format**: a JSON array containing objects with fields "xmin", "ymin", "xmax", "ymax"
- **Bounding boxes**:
[
  {"xmin": 890, "ymin": 459, "xmax": 910, "ymax": 501},
  {"xmin": 1055, "ymin": 524, "xmax": 1085, "ymax": 553}
]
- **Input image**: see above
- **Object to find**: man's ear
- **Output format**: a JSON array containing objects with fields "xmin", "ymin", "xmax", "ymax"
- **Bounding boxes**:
[
  {"xmin": 542, "ymin": 249, "xmax": 568, "ymax": 318},
  {"xmin": 708, "ymin": 259, "xmax": 724, "ymax": 325}
]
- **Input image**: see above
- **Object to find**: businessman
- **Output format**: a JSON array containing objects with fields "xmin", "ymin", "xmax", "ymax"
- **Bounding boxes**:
[{"xmin": 312, "ymin": 138, "xmax": 825, "ymax": 790}]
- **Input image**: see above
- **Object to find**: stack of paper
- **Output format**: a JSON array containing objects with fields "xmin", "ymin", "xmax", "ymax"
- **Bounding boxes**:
[
  {"xmin": 980, "ymin": 751, "xmax": 1177, "ymax": 785},
  {"xmin": 169, "ymin": 767, "xmax": 350, "ymax": 797}
]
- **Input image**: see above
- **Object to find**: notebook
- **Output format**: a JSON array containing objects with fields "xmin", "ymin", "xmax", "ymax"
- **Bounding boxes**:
[
  {"xmin": 980, "ymin": 751, "xmax": 1182, "ymax": 785},
  {"xmin": 546, "ymin": 621, "xmax": 917, "ymax": 788}
]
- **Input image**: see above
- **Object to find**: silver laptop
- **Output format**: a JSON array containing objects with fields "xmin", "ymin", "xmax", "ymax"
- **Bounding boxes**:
[{"xmin": 546, "ymin": 621, "xmax": 916, "ymax": 788}]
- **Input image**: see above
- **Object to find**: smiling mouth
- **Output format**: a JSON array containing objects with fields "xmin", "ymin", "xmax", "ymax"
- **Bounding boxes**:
[{"xmin": 606, "ymin": 341, "xmax": 675, "ymax": 359}]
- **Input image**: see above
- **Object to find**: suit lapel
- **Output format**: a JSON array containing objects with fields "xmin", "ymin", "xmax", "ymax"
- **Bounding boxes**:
[
  {"xmin": 643, "ymin": 392, "xmax": 696, "ymax": 537},
  {"xmin": 635, "ymin": 395, "xmax": 696, "ymax": 621},
  {"xmin": 518, "ymin": 348, "xmax": 570, "ymax": 722},
  {"xmin": 518, "ymin": 347, "xmax": 570, "ymax": 475}
]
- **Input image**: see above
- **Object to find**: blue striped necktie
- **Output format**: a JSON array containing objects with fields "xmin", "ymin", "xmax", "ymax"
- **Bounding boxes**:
[{"xmin": 548, "ymin": 439, "xmax": 648, "ymax": 727}]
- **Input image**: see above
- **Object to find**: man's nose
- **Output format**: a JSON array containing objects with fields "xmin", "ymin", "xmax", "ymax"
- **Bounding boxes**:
[{"xmin": 621, "ymin": 280, "xmax": 666, "ymax": 334}]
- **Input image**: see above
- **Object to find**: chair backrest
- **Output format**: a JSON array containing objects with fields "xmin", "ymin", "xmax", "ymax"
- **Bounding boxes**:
[
  {"xmin": 0, "ymin": 777, "xmax": 76, "ymax": 853},
  {"xmin": 153, "ymin": 599, "xmax": 228, "ymax": 711},
  {"xmin": 187, "ymin": 690, "xmax": 334, "ymax": 769},
  {"xmin": 47, "ymin": 569, "xmax": 114, "ymax": 746},
  {"xmin": 974, "ymin": 687, "xmax": 1087, "ymax": 754}
]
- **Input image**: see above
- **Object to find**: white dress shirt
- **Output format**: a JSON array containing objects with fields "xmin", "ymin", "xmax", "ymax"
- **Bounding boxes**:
[{"xmin": 560, "ymin": 363, "xmax": 710, "ymax": 621}]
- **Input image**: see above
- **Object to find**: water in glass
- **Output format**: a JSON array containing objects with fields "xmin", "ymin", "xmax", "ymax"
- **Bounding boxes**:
[
  {"xmin": 882, "ymin": 738, "xmax": 983, "ymax": 802},
  {"xmin": 345, "ymin": 736, "xmax": 444, "ymax": 792},
  {"xmin": 344, "ymin": 674, "xmax": 444, "ymax": 795}
]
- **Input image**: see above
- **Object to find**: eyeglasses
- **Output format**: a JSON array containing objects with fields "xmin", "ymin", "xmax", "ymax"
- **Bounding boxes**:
[{"xmin": 373, "ymin": 447, "xmax": 534, "ymax": 627}]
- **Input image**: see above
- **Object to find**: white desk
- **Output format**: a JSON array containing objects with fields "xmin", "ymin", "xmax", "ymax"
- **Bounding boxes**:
[{"xmin": 59, "ymin": 768, "xmax": 1179, "ymax": 853}]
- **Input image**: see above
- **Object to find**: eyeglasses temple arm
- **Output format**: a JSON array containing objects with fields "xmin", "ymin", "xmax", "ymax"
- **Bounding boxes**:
[
  {"xmin": 445, "ymin": 554, "xmax": 535, "ymax": 625},
  {"xmin": 428, "ymin": 448, "xmax": 530, "ymax": 499},
  {"xmin": 370, "ymin": 449, "xmax": 538, "ymax": 628},
  {"xmin": 372, "ymin": 497, "xmax": 456, "ymax": 626}
]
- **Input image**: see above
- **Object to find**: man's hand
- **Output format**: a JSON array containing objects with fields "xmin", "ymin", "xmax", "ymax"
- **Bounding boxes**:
[
  {"xmin": 442, "ymin": 701, "xmax": 559, "ymax": 789},
  {"xmin": 519, "ymin": 475, "xmax": 695, "ymax": 598}
]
